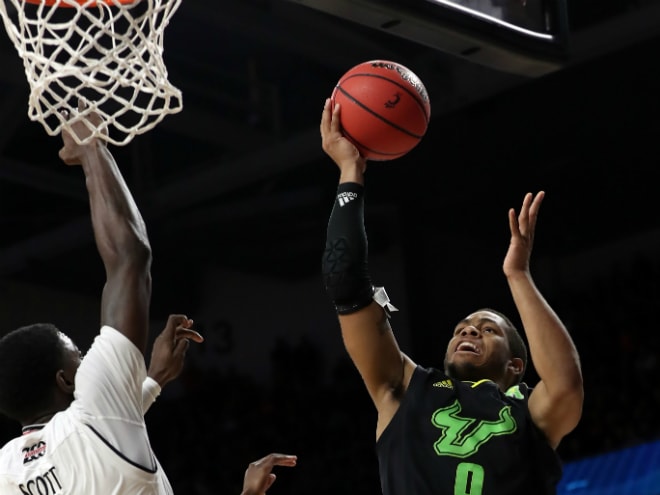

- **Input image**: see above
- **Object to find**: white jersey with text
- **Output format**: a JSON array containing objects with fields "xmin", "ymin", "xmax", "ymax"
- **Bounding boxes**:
[{"xmin": 0, "ymin": 326, "xmax": 173, "ymax": 495}]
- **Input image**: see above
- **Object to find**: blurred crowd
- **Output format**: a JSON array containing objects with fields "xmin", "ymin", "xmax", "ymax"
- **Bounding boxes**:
[{"xmin": 552, "ymin": 253, "xmax": 660, "ymax": 461}]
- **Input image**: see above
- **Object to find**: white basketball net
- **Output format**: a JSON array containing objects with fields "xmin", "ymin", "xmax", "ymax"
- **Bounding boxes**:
[{"xmin": 0, "ymin": 0, "xmax": 183, "ymax": 146}]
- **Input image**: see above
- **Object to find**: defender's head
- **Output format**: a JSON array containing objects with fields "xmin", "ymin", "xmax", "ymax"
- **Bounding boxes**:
[{"xmin": 0, "ymin": 323, "xmax": 81, "ymax": 425}]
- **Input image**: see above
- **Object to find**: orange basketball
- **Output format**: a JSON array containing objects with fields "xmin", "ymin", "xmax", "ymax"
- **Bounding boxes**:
[{"xmin": 331, "ymin": 60, "xmax": 431, "ymax": 161}]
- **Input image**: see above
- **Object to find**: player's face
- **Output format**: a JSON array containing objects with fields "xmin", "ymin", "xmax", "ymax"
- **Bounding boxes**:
[{"xmin": 444, "ymin": 310, "xmax": 511, "ymax": 382}]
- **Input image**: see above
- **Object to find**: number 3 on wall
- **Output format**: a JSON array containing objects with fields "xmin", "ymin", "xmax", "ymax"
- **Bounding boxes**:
[{"xmin": 454, "ymin": 462, "xmax": 484, "ymax": 495}]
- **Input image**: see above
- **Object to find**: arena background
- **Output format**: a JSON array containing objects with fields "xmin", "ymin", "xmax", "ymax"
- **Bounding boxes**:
[{"xmin": 1, "ymin": 0, "xmax": 659, "ymax": 493}]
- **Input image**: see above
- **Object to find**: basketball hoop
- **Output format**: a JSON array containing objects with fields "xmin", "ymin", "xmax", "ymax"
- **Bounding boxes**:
[
  {"xmin": 23, "ymin": 0, "xmax": 138, "ymax": 7},
  {"xmin": 0, "ymin": 0, "xmax": 183, "ymax": 146}
]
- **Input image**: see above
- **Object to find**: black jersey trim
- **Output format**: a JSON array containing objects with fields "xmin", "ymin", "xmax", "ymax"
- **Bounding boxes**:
[{"xmin": 85, "ymin": 423, "xmax": 157, "ymax": 474}]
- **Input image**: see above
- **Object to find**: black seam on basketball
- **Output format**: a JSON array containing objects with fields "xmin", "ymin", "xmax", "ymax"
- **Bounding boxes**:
[
  {"xmin": 335, "ymin": 84, "xmax": 425, "ymax": 140},
  {"xmin": 339, "ymin": 72, "xmax": 430, "ymax": 123},
  {"xmin": 341, "ymin": 127, "xmax": 407, "ymax": 159}
]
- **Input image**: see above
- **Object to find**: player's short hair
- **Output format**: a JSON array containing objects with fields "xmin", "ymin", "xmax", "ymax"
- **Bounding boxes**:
[{"xmin": 0, "ymin": 323, "xmax": 67, "ymax": 421}]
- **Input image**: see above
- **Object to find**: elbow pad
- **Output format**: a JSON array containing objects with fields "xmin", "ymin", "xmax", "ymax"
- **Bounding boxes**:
[{"xmin": 322, "ymin": 183, "xmax": 374, "ymax": 315}]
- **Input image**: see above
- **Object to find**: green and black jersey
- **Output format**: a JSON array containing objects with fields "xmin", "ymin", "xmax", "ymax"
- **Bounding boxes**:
[{"xmin": 376, "ymin": 365, "xmax": 562, "ymax": 495}]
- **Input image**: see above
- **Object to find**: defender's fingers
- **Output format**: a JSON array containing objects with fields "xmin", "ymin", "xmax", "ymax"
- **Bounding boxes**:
[
  {"xmin": 264, "ymin": 474, "xmax": 276, "ymax": 491},
  {"xmin": 172, "ymin": 337, "xmax": 190, "ymax": 355},
  {"xmin": 162, "ymin": 314, "xmax": 190, "ymax": 338},
  {"xmin": 175, "ymin": 328, "xmax": 204, "ymax": 343},
  {"xmin": 257, "ymin": 453, "xmax": 298, "ymax": 468}
]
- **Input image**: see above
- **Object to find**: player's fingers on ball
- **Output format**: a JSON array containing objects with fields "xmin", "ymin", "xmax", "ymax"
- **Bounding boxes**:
[
  {"xmin": 321, "ymin": 99, "xmax": 332, "ymax": 132},
  {"xmin": 330, "ymin": 103, "xmax": 341, "ymax": 130}
]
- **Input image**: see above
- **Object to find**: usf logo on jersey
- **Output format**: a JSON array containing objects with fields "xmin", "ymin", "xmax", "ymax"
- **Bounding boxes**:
[{"xmin": 432, "ymin": 400, "xmax": 517, "ymax": 458}]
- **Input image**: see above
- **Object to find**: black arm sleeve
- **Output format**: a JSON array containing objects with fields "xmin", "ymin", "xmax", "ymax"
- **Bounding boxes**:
[{"xmin": 321, "ymin": 182, "xmax": 375, "ymax": 315}]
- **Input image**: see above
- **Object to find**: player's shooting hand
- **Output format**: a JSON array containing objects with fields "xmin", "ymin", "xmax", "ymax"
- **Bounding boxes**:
[
  {"xmin": 320, "ymin": 98, "xmax": 367, "ymax": 178},
  {"xmin": 503, "ymin": 191, "xmax": 545, "ymax": 278},
  {"xmin": 147, "ymin": 314, "xmax": 204, "ymax": 387},
  {"xmin": 241, "ymin": 453, "xmax": 297, "ymax": 495}
]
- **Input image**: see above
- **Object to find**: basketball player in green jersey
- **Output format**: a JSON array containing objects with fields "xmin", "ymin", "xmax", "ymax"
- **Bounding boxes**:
[{"xmin": 319, "ymin": 98, "xmax": 583, "ymax": 495}]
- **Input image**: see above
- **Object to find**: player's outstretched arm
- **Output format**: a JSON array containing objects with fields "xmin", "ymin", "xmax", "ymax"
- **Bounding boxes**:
[
  {"xmin": 59, "ymin": 98, "xmax": 152, "ymax": 354},
  {"xmin": 503, "ymin": 191, "xmax": 583, "ymax": 449},
  {"xmin": 320, "ymin": 99, "xmax": 416, "ymax": 432}
]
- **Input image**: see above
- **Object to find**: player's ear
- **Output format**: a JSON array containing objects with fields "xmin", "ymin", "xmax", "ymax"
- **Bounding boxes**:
[
  {"xmin": 56, "ymin": 370, "xmax": 75, "ymax": 393},
  {"xmin": 508, "ymin": 357, "xmax": 524, "ymax": 377}
]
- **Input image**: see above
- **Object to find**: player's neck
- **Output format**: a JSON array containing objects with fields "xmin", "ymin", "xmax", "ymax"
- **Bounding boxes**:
[{"xmin": 22, "ymin": 411, "xmax": 58, "ymax": 429}]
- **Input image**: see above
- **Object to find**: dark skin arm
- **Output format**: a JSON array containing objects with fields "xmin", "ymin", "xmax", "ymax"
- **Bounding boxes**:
[
  {"xmin": 320, "ymin": 98, "xmax": 416, "ymax": 440},
  {"xmin": 59, "ymin": 99, "xmax": 152, "ymax": 354},
  {"xmin": 503, "ymin": 192, "xmax": 584, "ymax": 448}
]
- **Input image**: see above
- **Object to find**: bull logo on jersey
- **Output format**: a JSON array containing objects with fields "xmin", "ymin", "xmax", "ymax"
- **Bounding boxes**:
[{"xmin": 431, "ymin": 400, "xmax": 517, "ymax": 457}]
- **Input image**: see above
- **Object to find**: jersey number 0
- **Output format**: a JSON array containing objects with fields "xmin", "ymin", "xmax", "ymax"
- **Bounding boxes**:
[{"xmin": 454, "ymin": 462, "xmax": 484, "ymax": 495}]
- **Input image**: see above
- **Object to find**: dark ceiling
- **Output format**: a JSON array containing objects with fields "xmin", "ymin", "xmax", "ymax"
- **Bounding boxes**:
[{"xmin": 1, "ymin": 0, "xmax": 660, "ymax": 315}]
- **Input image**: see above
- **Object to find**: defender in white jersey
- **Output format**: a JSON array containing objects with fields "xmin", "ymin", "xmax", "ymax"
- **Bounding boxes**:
[
  {"xmin": 0, "ymin": 316, "xmax": 202, "ymax": 495},
  {"xmin": 0, "ymin": 100, "xmax": 201, "ymax": 495}
]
